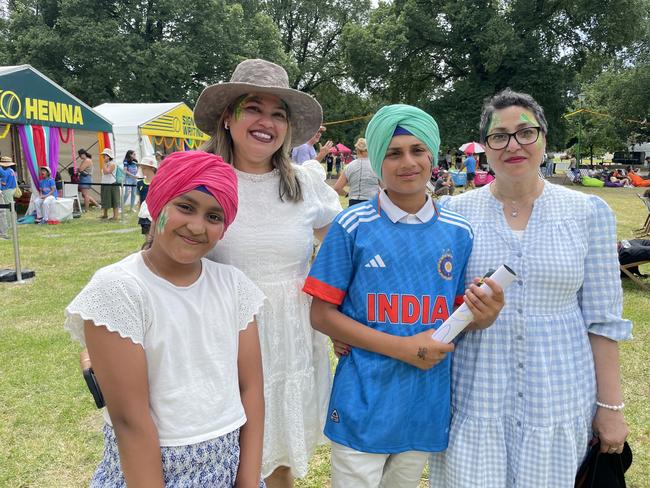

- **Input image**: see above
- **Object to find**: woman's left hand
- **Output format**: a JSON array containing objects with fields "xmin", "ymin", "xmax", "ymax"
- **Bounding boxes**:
[
  {"xmin": 593, "ymin": 408, "xmax": 629, "ymax": 454},
  {"xmin": 464, "ymin": 277, "xmax": 505, "ymax": 329}
]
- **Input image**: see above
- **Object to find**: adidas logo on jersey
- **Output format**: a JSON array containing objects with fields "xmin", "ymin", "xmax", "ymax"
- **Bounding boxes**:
[{"xmin": 364, "ymin": 254, "xmax": 386, "ymax": 268}]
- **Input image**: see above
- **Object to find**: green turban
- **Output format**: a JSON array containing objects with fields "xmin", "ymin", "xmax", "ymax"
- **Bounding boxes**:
[{"xmin": 365, "ymin": 104, "xmax": 440, "ymax": 179}]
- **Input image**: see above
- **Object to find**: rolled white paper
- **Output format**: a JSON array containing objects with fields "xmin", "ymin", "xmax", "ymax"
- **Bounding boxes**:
[{"xmin": 431, "ymin": 264, "xmax": 517, "ymax": 343}]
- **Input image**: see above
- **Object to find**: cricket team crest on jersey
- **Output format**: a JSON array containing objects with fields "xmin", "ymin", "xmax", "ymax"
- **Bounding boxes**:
[{"xmin": 438, "ymin": 250, "xmax": 453, "ymax": 280}]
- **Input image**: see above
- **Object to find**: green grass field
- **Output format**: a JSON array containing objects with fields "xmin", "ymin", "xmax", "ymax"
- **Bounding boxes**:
[{"xmin": 1, "ymin": 186, "xmax": 648, "ymax": 487}]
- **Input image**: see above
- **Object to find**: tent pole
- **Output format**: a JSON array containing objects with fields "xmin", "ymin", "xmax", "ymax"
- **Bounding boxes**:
[
  {"xmin": 112, "ymin": 132, "xmax": 125, "ymax": 222},
  {"xmin": 10, "ymin": 201, "xmax": 24, "ymax": 283}
]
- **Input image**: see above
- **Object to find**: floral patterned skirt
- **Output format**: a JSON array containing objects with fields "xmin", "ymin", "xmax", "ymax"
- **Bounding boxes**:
[{"xmin": 91, "ymin": 424, "xmax": 265, "ymax": 487}]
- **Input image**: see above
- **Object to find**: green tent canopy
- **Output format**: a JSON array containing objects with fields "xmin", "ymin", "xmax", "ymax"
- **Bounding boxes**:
[{"xmin": 0, "ymin": 65, "xmax": 112, "ymax": 132}]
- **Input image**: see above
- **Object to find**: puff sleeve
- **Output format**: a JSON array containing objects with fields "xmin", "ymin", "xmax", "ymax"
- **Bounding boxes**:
[
  {"xmin": 301, "ymin": 160, "xmax": 343, "ymax": 229},
  {"xmin": 579, "ymin": 196, "xmax": 633, "ymax": 341}
]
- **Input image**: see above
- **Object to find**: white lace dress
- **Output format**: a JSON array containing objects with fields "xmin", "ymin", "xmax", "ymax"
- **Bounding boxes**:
[{"xmin": 207, "ymin": 161, "xmax": 342, "ymax": 478}]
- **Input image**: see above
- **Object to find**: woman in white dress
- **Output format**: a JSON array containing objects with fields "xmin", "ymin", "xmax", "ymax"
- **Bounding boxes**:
[{"xmin": 194, "ymin": 59, "xmax": 342, "ymax": 488}]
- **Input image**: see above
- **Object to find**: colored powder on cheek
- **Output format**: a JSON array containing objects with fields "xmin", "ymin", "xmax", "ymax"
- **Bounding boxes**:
[{"xmin": 156, "ymin": 208, "xmax": 168, "ymax": 235}]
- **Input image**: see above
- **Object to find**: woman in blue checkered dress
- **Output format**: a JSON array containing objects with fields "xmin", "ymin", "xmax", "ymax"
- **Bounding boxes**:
[{"xmin": 430, "ymin": 89, "xmax": 632, "ymax": 487}]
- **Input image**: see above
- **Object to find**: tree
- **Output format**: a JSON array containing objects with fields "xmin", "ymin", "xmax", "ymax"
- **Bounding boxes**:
[
  {"xmin": 254, "ymin": 0, "xmax": 370, "ymax": 92},
  {"xmin": 3, "ymin": 0, "xmax": 288, "ymax": 105},
  {"xmin": 568, "ymin": 61, "xmax": 650, "ymax": 156},
  {"xmin": 342, "ymin": 0, "xmax": 647, "ymax": 150},
  {"xmin": 310, "ymin": 81, "xmax": 375, "ymax": 147}
]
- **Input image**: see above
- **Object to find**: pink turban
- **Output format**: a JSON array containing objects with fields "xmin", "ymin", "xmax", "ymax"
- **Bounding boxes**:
[{"xmin": 146, "ymin": 151, "xmax": 238, "ymax": 230}]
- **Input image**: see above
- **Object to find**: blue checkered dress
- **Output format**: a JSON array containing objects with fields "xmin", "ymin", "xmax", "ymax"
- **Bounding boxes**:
[
  {"xmin": 429, "ymin": 182, "xmax": 632, "ymax": 488},
  {"xmin": 91, "ymin": 425, "xmax": 265, "ymax": 487}
]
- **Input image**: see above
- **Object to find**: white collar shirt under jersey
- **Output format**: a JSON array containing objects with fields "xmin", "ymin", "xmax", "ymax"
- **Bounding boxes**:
[{"xmin": 378, "ymin": 189, "xmax": 435, "ymax": 224}]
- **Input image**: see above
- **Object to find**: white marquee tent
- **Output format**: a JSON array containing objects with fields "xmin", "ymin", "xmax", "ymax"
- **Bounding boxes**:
[{"xmin": 94, "ymin": 102, "xmax": 208, "ymax": 163}]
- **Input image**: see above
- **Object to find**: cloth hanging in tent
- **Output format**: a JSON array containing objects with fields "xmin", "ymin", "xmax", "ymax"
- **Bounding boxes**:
[
  {"xmin": 97, "ymin": 131, "xmax": 112, "ymax": 170},
  {"xmin": 17, "ymin": 124, "xmax": 60, "ymax": 190}
]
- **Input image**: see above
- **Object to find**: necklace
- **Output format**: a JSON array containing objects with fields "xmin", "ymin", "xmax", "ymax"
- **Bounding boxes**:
[
  {"xmin": 507, "ymin": 200, "xmax": 520, "ymax": 218},
  {"xmin": 142, "ymin": 250, "xmax": 162, "ymax": 277},
  {"xmin": 492, "ymin": 186, "xmax": 538, "ymax": 219}
]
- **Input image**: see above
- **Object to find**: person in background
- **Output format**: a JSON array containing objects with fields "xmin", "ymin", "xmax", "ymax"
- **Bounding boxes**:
[
  {"xmin": 291, "ymin": 126, "xmax": 333, "ymax": 166},
  {"xmin": 65, "ymin": 151, "xmax": 266, "ymax": 487},
  {"xmin": 333, "ymin": 138, "xmax": 380, "ymax": 207},
  {"xmin": 0, "ymin": 156, "xmax": 18, "ymax": 239},
  {"xmin": 324, "ymin": 153, "xmax": 335, "ymax": 179},
  {"xmin": 34, "ymin": 166, "xmax": 57, "ymax": 224},
  {"xmin": 434, "ymin": 169, "xmax": 455, "ymax": 196},
  {"xmin": 122, "ymin": 150, "xmax": 139, "ymax": 212},
  {"xmin": 461, "ymin": 151, "xmax": 476, "ymax": 189},
  {"xmin": 443, "ymin": 149, "xmax": 452, "ymax": 170},
  {"xmin": 67, "ymin": 166, "xmax": 80, "ymax": 185},
  {"xmin": 333, "ymin": 152, "xmax": 342, "ymax": 176},
  {"xmin": 194, "ymin": 58, "xmax": 342, "ymax": 488},
  {"xmin": 618, "ymin": 238, "xmax": 650, "ymax": 278},
  {"xmin": 54, "ymin": 171, "xmax": 63, "ymax": 197},
  {"xmin": 611, "ymin": 169, "xmax": 631, "ymax": 186},
  {"xmin": 77, "ymin": 149, "xmax": 100, "ymax": 212},
  {"xmin": 542, "ymin": 153, "xmax": 554, "ymax": 177},
  {"xmin": 429, "ymin": 88, "xmax": 631, "ymax": 487},
  {"xmin": 100, "ymin": 149, "xmax": 119, "ymax": 221},
  {"xmin": 136, "ymin": 156, "xmax": 158, "ymax": 246}
]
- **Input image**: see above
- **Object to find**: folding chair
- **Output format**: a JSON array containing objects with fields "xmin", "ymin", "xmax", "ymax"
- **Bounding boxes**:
[
  {"xmin": 563, "ymin": 170, "xmax": 580, "ymax": 185},
  {"xmin": 63, "ymin": 183, "xmax": 82, "ymax": 215},
  {"xmin": 633, "ymin": 194, "xmax": 650, "ymax": 236},
  {"xmin": 620, "ymin": 261, "xmax": 649, "ymax": 290}
]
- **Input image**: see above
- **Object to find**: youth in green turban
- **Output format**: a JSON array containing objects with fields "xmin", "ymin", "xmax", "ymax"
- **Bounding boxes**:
[{"xmin": 365, "ymin": 104, "xmax": 441, "ymax": 179}]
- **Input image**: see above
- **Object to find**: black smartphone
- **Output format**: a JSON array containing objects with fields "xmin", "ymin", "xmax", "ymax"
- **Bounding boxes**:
[{"xmin": 82, "ymin": 367, "xmax": 105, "ymax": 409}]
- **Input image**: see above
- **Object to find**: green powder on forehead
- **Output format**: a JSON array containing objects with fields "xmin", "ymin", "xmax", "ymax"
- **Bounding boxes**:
[
  {"xmin": 488, "ymin": 114, "xmax": 501, "ymax": 133},
  {"xmin": 231, "ymin": 95, "xmax": 248, "ymax": 121},
  {"xmin": 519, "ymin": 112, "xmax": 538, "ymax": 125}
]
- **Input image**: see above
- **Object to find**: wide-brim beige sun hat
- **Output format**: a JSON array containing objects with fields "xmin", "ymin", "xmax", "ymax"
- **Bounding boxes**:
[
  {"xmin": 137, "ymin": 156, "xmax": 158, "ymax": 170},
  {"xmin": 101, "ymin": 148, "xmax": 114, "ymax": 159},
  {"xmin": 0, "ymin": 156, "xmax": 14, "ymax": 166},
  {"xmin": 194, "ymin": 59, "xmax": 323, "ymax": 147}
]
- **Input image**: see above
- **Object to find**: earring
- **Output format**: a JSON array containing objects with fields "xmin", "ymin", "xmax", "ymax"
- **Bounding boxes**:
[{"xmin": 224, "ymin": 121, "xmax": 230, "ymax": 130}]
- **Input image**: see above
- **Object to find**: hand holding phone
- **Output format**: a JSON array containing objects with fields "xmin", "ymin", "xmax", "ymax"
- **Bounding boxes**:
[{"xmin": 82, "ymin": 367, "xmax": 105, "ymax": 409}]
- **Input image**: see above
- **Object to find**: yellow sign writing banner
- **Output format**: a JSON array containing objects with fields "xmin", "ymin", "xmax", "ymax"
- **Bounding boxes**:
[{"xmin": 140, "ymin": 104, "xmax": 208, "ymax": 141}]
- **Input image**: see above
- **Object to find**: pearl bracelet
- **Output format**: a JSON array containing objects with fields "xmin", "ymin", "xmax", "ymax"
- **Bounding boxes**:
[{"xmin": 596, "ymin": 400, "xmax": 625, "ymax": 411}]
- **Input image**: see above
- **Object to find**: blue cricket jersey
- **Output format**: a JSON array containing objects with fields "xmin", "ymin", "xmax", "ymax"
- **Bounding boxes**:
[{"xmin": 303, "ymin": 195, "xmax": 473, "ymax": 453}]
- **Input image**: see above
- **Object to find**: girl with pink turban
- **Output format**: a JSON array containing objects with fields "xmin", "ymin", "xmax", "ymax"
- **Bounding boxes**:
[{"xmin": 65, "ymin": 151, "xmax": 267, "ymax": 487}]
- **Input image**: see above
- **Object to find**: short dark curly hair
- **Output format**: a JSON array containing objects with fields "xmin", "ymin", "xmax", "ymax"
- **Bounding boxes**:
[{"xmin": 479, "ymin": 88, "xmax": 548, "ymax": 143}]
